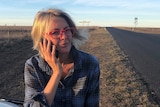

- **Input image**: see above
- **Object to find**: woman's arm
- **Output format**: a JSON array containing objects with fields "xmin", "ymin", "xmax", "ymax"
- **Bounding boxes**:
[
  {"xmin": 24, "ymin": 60, "xmax": 49, "ymax": 107},
  {"xmin": 40, "ymin": 38, "xmax": 63, "ymax": 106},
  {"xmin": 43, "ymin": 69, "xmax": 61, "ymax": 106},
  {"xmin": 24, "ymin": 56, "xmax": 62, "ymax": 107}
]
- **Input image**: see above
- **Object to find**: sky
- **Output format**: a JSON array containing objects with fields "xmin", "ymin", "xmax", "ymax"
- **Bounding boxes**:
[{"xmin": 0, "ymin": 0, "xmax": 160, "ymax": 27}]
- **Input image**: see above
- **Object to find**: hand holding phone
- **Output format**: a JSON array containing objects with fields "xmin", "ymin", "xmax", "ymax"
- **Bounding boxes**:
[
  {"xmin": 50, "ymin": 43, "xmax": 59, "ymax": 58},
  {"xmin": 40, "ymin": 38, "xmax": 62, "ymax": 77},
  {"xmin": 41, "ymin": 38, "xmax": 58, "ymax": 58}
]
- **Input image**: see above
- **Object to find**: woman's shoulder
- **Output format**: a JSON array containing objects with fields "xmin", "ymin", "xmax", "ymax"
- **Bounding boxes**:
[
  {"xmin": 25, "ymin": 54, "xmax": 40, "ymax": 65},
  {"xmin": 25, "ymin": 54, "xmax": 52, "ymax": 75},
  {"xmin": 77, "ymin": 49, "xmax": 99, "ymax": 64}
]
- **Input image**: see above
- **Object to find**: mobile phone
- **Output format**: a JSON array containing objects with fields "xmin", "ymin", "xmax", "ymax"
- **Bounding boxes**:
[
  {"xmin": 50, "ymin": 43, "xmax": 59, "ymax": 58},
  {"xmin": 55, "ymin": 49, "xmax": 59, "ymax": 58},
  {"xmin": 41, "ymin": 38, "xmax": 58, "ymax": 58}
]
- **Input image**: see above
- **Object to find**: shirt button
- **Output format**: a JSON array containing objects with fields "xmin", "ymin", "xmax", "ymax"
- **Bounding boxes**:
[{"xmin": 62, "ymin": 99, "xmax": 66, "ymax": 102}]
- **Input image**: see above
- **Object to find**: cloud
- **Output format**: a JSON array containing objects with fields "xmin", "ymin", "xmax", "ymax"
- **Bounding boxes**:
[
  {"xmin": 73, "ymin": 0, "xmax": 160, "ymax": 9},
  {"xmin": 20, "ymin": 0, "xmax": 66, "ymax": 5},
  {"xmin": 73, "ymin": 0, "xmax": 129, "ymax": 6}
]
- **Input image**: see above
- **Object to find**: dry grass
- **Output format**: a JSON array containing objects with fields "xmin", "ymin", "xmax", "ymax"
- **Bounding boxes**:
[
  {"xmin": 80, "ymin": 27, "xmax": 159, "ymax": 107},
  {"xmin": 0, "ymin": 26, "xmax": 160, "ymax": 106},
  {"xmin": 0, "ymin": 26, "xmax": 31, "ymax": 38}
]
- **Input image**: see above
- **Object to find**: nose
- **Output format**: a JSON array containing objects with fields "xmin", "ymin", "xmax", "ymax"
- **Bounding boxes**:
[{"xmin": 59, "ymin": 31, "xmax": 67, "ymax": 39}]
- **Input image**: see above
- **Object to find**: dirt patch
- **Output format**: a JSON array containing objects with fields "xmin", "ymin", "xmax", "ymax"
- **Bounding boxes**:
[
  {"xmin": 0, "ymin": 37, "xmax": 37, "ymax": 101},
  {"xmin": 0, "ymin": 27, "xmax": 159, "ymax": 106}
]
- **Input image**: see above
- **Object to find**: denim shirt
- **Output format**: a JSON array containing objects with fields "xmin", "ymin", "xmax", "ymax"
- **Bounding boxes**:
[{"xmin": 24, "ymin": 46, "xmax": 100, "ymax": 107}]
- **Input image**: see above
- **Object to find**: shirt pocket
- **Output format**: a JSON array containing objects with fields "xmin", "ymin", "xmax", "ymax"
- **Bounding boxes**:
[{"xmin": 72, "ymin": 76, "xmax": 87, "ymax": 96}]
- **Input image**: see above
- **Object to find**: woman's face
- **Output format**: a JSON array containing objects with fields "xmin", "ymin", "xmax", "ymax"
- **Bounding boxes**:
[{"xmin": 44, "ymin": 17, "xmax": 73, "ymax": 54}]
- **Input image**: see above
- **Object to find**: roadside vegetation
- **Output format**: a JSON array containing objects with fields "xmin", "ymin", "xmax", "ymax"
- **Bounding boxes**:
[
  {"xmin": 0, "ymin": 26, "xmax": 159, "ymax": 106},
  {"xmin": 80, "ymin": 27, "xmax": 159, "ymax": 107}
]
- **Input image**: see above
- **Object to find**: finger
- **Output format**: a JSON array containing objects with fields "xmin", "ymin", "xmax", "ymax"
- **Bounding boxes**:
[
  {"xmin": 51, "ymin": 45, "xmax": 56, "ymax": 56},
  {"xmin": 47, "ymin": 39, "xmax": 51, "ymax": 52},
  {"xmin": 43, "ymin": 38, "xmax": 47, "ymax": 50}
]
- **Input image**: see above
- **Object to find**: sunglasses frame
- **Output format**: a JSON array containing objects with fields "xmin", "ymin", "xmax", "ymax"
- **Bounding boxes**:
[{"xmin": 47, "ymin": 27, "xmax": 76, "ymax": 39}]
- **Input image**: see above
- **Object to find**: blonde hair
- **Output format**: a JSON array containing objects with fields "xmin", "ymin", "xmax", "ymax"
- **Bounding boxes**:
[{"xmin": 31, "ymin": 8, "xmax": 86, "ymax": 56}]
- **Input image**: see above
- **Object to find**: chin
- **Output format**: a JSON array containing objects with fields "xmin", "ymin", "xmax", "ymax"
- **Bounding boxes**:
[{"xmin": 59, "ymin": 47, "xmax": 71, "ymax": 54}]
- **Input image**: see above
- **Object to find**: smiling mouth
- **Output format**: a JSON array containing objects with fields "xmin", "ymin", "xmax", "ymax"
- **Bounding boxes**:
[{"xmin": 61, "ymin": 42, "xmax": 68, "ymax": 46}]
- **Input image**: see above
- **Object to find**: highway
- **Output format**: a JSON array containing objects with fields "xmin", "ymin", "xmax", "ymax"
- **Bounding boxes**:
[{"xmin": 107, "ymin": 27, "xmax": 160, "ymax": 99}]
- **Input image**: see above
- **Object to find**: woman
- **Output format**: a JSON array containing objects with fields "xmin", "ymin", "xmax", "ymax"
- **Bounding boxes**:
[{"xmin": 24, "ymin": 8, "xmax": 100, "ymax": 107}]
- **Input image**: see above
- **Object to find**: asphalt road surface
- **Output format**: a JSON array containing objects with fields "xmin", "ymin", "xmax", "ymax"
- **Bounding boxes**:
[{"xmin": 107, "ymin": 27, "xmax": 160, "ymax": 98}]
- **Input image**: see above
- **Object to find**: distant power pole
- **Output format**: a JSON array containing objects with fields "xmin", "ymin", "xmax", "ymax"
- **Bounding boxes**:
[
  {"xmin": 79, "ymin": 21, "xmax": 90, "ymax": 26},
  {"xmin": 79, "ymin": 21, "xmax": 85, "ymax": 26},
  {"xmin": 132, "ymin": 17, "xmax": 138, "ymax": 31},
  {"xmin": 134, "ymin": 17, "xmax": 138, "ymax": 28}
]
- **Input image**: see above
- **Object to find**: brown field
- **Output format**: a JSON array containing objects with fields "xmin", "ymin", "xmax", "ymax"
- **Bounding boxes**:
[{"xmin": 0, "ymin": 26, "xmax": 160, "ymax": 106}]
